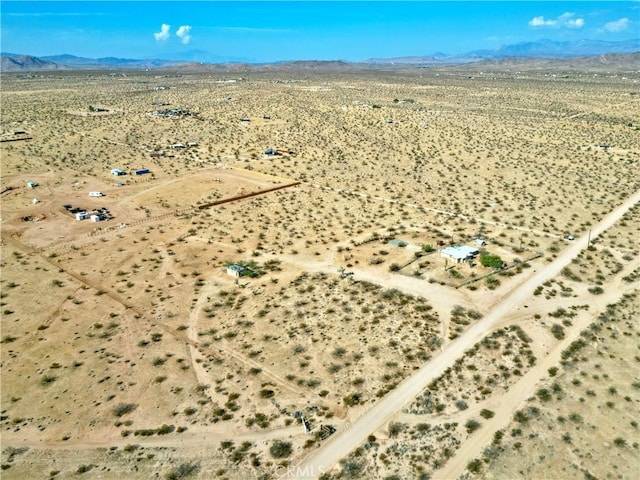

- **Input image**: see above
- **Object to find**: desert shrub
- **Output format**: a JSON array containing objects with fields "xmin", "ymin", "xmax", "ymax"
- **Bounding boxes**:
[
  {"xmin": 485, "ymin": 275, "xmax": 500, "ymax": 289},
  {"xmin": 561, "ymin": 338, "xmax": 587, "ymax": 361},
  {"xmin": 113, "ymin": 403, "xmax": 137, "ymax": 417},
  {"xmin": 561, "ymin": 267, "xmax": 581, "ymax": 282},
  {"xmin": 259, "ymin": 389, "xmax": 274, "ymax": 399},
  {"xmin": 537, "ymin": 388, "xmax": 552, "ymax": 402},
  {"xmin": 157, "ymin": 424, "xmax": 175, "ymax": 435},
  {"xmin": 342, "ymin": 460, "xmax": 364, "ymax": 476},
  {"xmin": 388, "ymin": 422, "xmax": 406, "ymax": 437},
  {"xmin": 343, "ymin": 392, "xmax": 362, "ymax": 406},
  {"xmin": 467, "ymin": 459, "xmax": 483, "ymax": 474},
  {"xmin": 327, "ymin": 363, "xmax": 342, "ymax": 373},
  {"xmin": 480, "ymin": 409, "xmax": 495, "ymax": 419},
  {"xmin": 465, "ymin": 419, "xmax": 481, "ymax": 433},
  {"xmin": 569, "ymin": 413, "xmax": 583, "ymax": 423},
  {"xmin": 40, "ymin": 375, "xmax": 57, "ymax": 385},
  {"xmin": 514, "ymin": 410, "xmax": 529, "ymax": 424},
  {"xmin": 332, "ymin": 347, "xmax": 347, "ymax": 358},
  {"xmin": 165, "ymin": 462, "xmax": 200, "ymax": 480},
  {"xmin": 76, "ymin": 465, "xmax": 93, "ymax": 474},
  {"xmin": 613, "ymin": 437, "xmax": 627, "ymax": 447},
  {"xmin": 269, "ymin": 440, "xmax": 293, "ymax": 458}
]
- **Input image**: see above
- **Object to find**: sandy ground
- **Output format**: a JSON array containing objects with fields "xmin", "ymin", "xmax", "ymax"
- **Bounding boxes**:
[{"xmin": 1, "ymin": 66, "xmax": 639, "ymax": 479}]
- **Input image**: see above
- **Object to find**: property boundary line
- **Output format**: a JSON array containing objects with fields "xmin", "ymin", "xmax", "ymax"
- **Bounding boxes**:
[
  {"xmin": 197, "ymin": 181, "xmax": 300, "ymax": 210},
  {"xmin": 454, "ymin": 252, "xmax": 544, "ymax": 289}
]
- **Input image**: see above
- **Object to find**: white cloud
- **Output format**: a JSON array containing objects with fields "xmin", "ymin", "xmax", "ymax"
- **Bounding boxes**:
[
  {"xmin": 529, "ymin": 12, "xmax": 585, "ymax": 29},
  {"xmin": 529, "ymin": 16, "xmax": 556, "ymax": 27},
  {"xmin": 176, "ymin": 25, "xmax": 192, "ymax": 45},
  {"xmin": 558, "ymin": 12, "xmax": 584, "ymax": 29},
  {"xmin": 567, "ymin": 17, "xmax": 585, "ymax": 28},
  {"xmin": 604, "ymin": 18, "xmax": 630, "ymax": 32},
  {"xmin": 154, "ymin": 23, "xmax": 171, "ymax": 42}
]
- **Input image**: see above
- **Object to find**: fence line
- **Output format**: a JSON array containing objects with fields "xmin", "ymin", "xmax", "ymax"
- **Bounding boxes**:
[
  {"xmin": 454, "ymin": 252, "xmax": 544, "ymax": 289},
  {"xmin": 197, "ymin": 181, "xmax": 300, "ymax": 210},
  {"xmin": 41, "ymin": 182, "xmax": 300, "ymax": 255}
]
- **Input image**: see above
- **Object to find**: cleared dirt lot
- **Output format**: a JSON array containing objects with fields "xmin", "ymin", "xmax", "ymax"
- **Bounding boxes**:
[{"xmin": 1, "ymin": 63, "xmax": 639, "ymax": 479}]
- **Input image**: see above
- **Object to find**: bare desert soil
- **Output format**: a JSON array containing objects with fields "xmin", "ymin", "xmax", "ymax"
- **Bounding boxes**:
[{"xmin": 1, "ymin": 64, "xmax": 639, "ymax": 479}]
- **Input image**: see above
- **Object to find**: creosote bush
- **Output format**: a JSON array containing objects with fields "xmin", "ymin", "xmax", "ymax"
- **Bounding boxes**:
[
  {"xmin": 269, "ymin": 440, "xmax": 293, "ymax": 458},
  {"xmin": 113, "ymin": 403, "xmax": 137, "ymax": 417}
]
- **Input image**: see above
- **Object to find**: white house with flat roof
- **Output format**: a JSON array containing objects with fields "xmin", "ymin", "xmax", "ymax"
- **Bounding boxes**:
[{"xmin": 441, "ymin": 245, "xmax": 479, "ymax": 263}]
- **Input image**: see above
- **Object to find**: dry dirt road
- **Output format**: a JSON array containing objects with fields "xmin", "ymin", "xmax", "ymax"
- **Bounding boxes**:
[
  {"xmin": 277, "ymin": 252, "xmax": 476, "ymax": 315},
  {"xmin": 286, "ymin": 189, "xmax": 640, "ymax": 480},
  {"xmin": 432, "ymin": 260, "xmax": 639, "ymax": 480}
]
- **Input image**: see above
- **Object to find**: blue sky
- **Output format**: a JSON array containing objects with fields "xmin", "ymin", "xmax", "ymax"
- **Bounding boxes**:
[{"xmin": 1, "ymin": 1, "xmax": 638, "ymax": 62}]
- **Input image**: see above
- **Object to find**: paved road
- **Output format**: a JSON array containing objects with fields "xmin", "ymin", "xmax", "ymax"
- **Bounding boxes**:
[{"xmin": 286, "ymin": 189, "xmax": 640, "ymax": 480}]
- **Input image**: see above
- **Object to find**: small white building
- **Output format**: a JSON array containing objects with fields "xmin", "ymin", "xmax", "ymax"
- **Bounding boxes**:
[
  {"xmin": 75, "ymin": 211, "xmax": 89, "ymax": 221},
  {"xmin": 111, "ymin": 169, "xmax": 126, "ymax": 176},
  {"xmin": 32, "ymin": 198, "xmax": 39, "ymax": 204},
  {"xmin": 226, "ymin": 264, "xmax": 246, "ymax": 278},
  {"xmin": 90, "ymin": 214, "xmax": 105, "ymax": 222},
  {"xmin": 441, "ymin": 245, "xmax": 479, "ymax": 263}
]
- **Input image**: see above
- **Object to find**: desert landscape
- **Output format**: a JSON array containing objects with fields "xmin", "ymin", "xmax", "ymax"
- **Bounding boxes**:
[{"xmin": 1, "ymin": 60, "xmax": 639, "ymax": 480}]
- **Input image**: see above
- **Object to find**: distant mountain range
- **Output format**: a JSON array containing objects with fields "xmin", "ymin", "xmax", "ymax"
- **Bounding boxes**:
[
  {"xmin": 0, "ymin": 53, "xmax": 188, "ymax": 71},
  {"xmin": 2, "ymin": 38, "xmax": 638, "ymax": 72},
  {"xmin": 364, "ymin": 38, "xmax": 640, "ymax": 64},
  {"xmin": 1, "ymin": 54, "xmax": 60, "ymax": 71}
]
